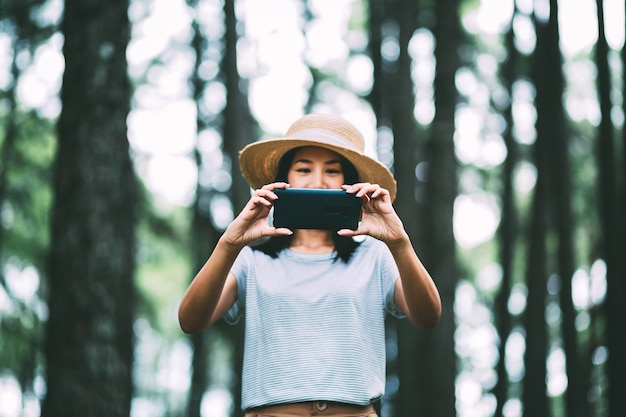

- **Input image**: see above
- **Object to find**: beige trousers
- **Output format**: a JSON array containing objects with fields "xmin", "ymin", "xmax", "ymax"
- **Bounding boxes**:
[{"xmin": 245, "ymin": 401, "xmax": 377, "ymax": 417}]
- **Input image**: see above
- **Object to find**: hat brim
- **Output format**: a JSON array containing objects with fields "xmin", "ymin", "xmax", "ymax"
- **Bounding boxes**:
[{"xmin": 239, "ymin": 138, "xmax": 397, "ymax": 202}]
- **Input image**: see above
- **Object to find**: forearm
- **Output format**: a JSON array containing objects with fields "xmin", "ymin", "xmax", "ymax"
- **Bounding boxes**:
[
  {"xmin": 388, "ymin": 236, "xmax": 442, "ymax": 328},
  {"xmin": 178, "ymin": 238, "xmax": 242, "ymax": 333}
]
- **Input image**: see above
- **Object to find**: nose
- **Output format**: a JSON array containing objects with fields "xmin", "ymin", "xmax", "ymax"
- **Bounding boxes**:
[{"xmin": 311, "ymin": 170, "xmax": 325, "ymax": 188}]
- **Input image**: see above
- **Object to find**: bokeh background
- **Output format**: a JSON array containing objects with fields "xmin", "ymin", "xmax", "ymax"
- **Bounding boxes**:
[{"xmin": 1, "ymin": 0, "xmax": 625, "ymax": 416}]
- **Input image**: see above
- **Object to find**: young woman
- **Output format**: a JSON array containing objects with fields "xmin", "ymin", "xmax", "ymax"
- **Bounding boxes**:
[{"xmin": 178, "ymin": 114, "xmax": 441, "ymax": 417}]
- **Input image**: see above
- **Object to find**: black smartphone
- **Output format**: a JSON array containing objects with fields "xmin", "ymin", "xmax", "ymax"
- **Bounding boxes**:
[{"xmin": 273, "ymin": 188, "xmax": 362, "ymax": 230}]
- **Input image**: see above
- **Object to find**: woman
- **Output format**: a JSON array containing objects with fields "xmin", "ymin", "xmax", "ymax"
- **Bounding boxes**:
[{"xmin": 178, "ymin": 114, "xmax": 441, "ymax": 417}]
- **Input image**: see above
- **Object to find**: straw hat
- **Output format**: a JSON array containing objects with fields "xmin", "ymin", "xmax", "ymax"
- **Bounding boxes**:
[{"xmin": 238, "ymin": 114, "xmax": 397, "ymax": 201}]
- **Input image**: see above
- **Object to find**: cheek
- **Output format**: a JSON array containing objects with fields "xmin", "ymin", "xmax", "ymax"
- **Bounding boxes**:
[
  {"xmin": 329, "ymin": 174, "xmax": 345, "ymax": 187},
  {"xmin": 286, "ymin": 170, "xmax": 301, "ymax": 185}
]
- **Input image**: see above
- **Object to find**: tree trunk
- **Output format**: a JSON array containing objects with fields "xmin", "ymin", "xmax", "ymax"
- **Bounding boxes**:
[
  {"xmin": 42, "ymin": 0, "xmax": 137, "ymax": 416},
  {"xmin": 596, "ymin": 1, "xmax": 626, "ymax": 416},
  {"xmin": 186, "ymin": 5, "xmax": 220, "ymax": 416},
  {"xmin": 409, "ymin": 1, "xmax": 460, "ymax": 416},
  {"xmin": 367, "ymin": 0, "xmax": 386, "ymax": 126},
  {"xmin": 187, "ymin": 193, "xmax": 219, "ymax": 417},
  {"xmin": 520, "ymin": 9, "xmax": 555, "ymax": 417},
  {"xmin": 542, "ymin": 1, "xmax": 587, "ymax": 416},
  {"xmin": 492, "ymin": 11, "xmax": 519, "ymax": 417},
  {"xmin": 520, "ymin": 154, "xmax": 549, "ymax": 417},
  {"xmin": 384, "ymin": 0, "xmax": 422, "ymax": 414},
  {"xmin": 366, "ymin": 3, "xmax": 397, "ymax": 415},
  {"xmin": 220, "ymin": 1, "xmax": 256, "ymax": 415}
]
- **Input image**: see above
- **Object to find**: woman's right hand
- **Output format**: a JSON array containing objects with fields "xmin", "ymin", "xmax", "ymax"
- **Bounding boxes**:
[{"xmin": 221, "ymin": 182, "xmax": 293, "ymax": 248}]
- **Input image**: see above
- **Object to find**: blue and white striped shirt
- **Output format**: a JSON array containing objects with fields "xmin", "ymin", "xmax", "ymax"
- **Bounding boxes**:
[{"xmin": 224, "ymin": 236, "xmax": 404, "ymax": 410}]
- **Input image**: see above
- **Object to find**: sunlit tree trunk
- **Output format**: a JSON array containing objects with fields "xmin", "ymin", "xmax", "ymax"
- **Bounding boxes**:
[
  {"xmin": 595, "ymin": 1, "xmax": 626, "ymax": 416},
  {"xmin": 42, "ymin": 0, "xmax": 137, "ymax": 415}
]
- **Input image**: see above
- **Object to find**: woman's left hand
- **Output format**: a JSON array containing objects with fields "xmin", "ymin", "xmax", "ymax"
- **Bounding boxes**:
[{"xmin": 339, "ymin": 183, "xmax": 408, "ymax": 244}]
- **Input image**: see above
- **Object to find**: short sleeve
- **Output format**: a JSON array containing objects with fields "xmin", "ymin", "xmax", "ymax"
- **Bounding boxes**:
[
  {"xmin": 223, "ymin": 247, "xmax": 251, "ymax": 324},
  {"xmin": 377, "ymin": 242, "xmax": 405, "ymax": 318}
]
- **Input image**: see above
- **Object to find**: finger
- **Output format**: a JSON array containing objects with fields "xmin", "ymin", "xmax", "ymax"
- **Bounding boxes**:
[
  {"xmin": 261, "ymin": 182, "xmax": 289, "ymax": 191},
  {"xmin": 362, "ymin": 184, "xmax": 390, "ymax": 201},
  {"xmin": 355, "ymin": 184, "xmax": 380, "ymax": 200},
  {"xmin": 336, "ymin": 229, "xmax": 356, "ymax": 237},
  {"xmin": 337, "ymin": 224, "xmax": 367, "ymax": 236},
  {"xmin": 258, "ymin": 226, "xmax": 293, "ymax": 238},
  {"xmin": 342, "ymin": 184, "xmax": 360, "ymax": 193},
  {"xmin": 356, "ymin": 183, "xmax": 377, "ymax": 197},
  {"xmin": 246, "ymin": 195, "xmax": 274, "ymax": 211},
  {"xmin": 272, "ymin": 227, "xmax": 294, "ymax": 236},
  {"xmin": 369, "ymin": 186, "xmax": 386, "ymax": 199},
  {"xmin": 253, "ymin": 188, "xmax": 280, "ymax": 203},
  {"xmin": 343, "ymin": 183, "xmax": 371, "ymax": 202}
]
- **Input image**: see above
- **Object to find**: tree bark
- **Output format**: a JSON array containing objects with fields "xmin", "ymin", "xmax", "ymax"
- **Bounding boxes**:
[
  {"xmin": 42, "ymin": 0, "xmax": 137, "ymax": 416},
  {"xmin": 220, "ymin": 1, "xmax": 256, "ymax": 415},
  {"xmin": 185, "ymin": 4, "xmax": 220, "ymax": 415},
  {"xmin": 492, "ymin": 11, "xmax": 519, "ymax": 417},
  {"xmin": 407, "ymin": 1, "xmax": 460, "ymax": 416},
  {"xmin": 541, "ymin": 1, "xmax": 587, "ymax": 416},
  {"xmin": 520, "ymin": 8, "xmax": 555, "ymax": 417},
  {"xmin": 596, "ymin": 1, "xmax": 626, "ymax": 416},
  {"xmin": 383, "ymin": 0, "xmax": 422, "ymax": 415},
  {"xmin": 520, "ymin": 153, "xmax": 549, "ymax": 417}
]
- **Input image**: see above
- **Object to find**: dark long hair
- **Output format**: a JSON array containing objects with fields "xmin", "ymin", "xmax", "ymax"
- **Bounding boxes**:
[{"xmin": 251, "ymin": 147, "xmax": 362, "ymax": 263}]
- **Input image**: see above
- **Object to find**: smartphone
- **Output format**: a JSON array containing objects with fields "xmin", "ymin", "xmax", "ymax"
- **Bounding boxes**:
[{"xmin": 273, "ymin": 188, "xmax": 362, "ymax": 230}]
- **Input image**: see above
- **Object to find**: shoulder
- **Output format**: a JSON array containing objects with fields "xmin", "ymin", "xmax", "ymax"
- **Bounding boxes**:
[
  {"xmin": 355, "ymin": 236, "xmax": 388, "ymax": 254},
  {"xmin": 237, "ymin": 244, "xmax": 284, "ymax": 268},
  {"xmin": 354, "ymin": 236, "xmax": 397, "ymax": 267},
  {"xmin": 236, "ymin": 245, "xmax": 254, "ymax": 262},
  {"xmin": 346, "ymin": 236, "xmax": 392, "ymax": 266},
  {"xmin": 232, "ymin": 246, "xmax": 259, "ymax": 273}
]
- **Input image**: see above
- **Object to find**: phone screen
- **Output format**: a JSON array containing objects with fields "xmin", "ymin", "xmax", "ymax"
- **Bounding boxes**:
[{"xmin": 273, "ymin": 188, "xmax": 362, "ymax": 230}]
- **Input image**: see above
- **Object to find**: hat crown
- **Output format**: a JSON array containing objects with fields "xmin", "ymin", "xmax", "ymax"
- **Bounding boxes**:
[{"xmin": 285, "ymin": 114, "xmax": 365, "ymax": 153}]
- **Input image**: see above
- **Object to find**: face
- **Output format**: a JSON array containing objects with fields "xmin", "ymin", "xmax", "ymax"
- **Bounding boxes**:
[{"xmin": 287, "ymin": 146, "xmax": 345, "ymax": 189}]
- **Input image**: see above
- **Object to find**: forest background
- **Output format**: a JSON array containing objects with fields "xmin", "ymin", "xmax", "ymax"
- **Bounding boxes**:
[{"xmin": 0, "ymin": 0, "xmax": 625, "ymax": 417}]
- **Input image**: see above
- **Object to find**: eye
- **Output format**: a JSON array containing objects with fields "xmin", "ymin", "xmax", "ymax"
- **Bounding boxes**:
[{"xmin": 325, "ymin": 163, "xmax": 343, "ymax": 174}]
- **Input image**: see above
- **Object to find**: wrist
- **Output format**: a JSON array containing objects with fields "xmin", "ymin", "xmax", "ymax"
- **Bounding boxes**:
[
  {"xmin": 217, "ymin": 234, "xmax": 246, "ymax": 253},
  {"xmin": 385, "ymin": 232, "xmax": 411, "ymax": 251}
]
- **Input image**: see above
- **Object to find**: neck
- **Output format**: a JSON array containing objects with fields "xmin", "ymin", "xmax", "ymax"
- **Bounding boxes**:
[{"xmin": 289, "ymin": 230, "xmax": 335, "ymax": 253}]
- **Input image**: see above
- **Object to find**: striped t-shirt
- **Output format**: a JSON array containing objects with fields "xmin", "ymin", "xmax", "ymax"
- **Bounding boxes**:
[{"xmin": 224, "ymin": 236, "xmax": 404, "ymax": 410}]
